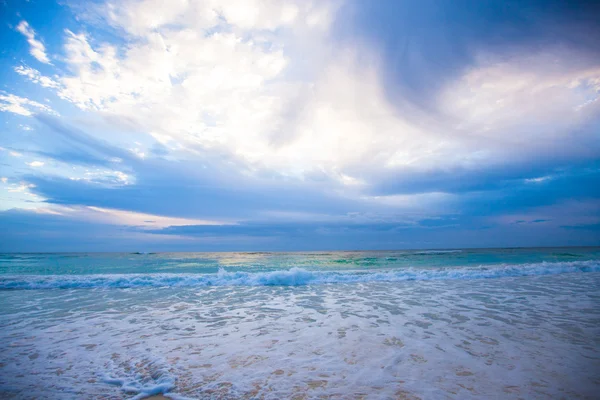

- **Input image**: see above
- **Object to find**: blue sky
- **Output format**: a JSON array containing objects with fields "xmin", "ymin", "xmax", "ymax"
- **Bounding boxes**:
[{"xmin": 0, "ymin": 0, "xmax": 599, "ymax": 251}]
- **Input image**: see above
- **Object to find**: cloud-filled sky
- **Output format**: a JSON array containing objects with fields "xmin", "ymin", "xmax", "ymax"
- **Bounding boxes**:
[{"xmin": 0, "ymin": 0, "xmax": 599, "ymax": 251}]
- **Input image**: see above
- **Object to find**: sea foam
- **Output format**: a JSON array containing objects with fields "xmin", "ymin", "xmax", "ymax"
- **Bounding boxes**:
[{"xmin": 1, "ymin": 260, "xmax": 598, "ymax": 289}]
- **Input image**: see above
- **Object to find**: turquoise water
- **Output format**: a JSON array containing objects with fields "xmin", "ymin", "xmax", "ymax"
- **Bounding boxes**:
[
  {"xmin": 2, "ymin": 247, "xmax": 599, "ymax": 275},
  {"xmin": 1, "ymin": 248, "xmax": 599, "ymax": 399}
]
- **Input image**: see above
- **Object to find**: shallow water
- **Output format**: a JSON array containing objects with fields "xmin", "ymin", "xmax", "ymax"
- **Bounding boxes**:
[{"xmin": 1, "ymin": 248, "xmax": 599, "ymax": 399}]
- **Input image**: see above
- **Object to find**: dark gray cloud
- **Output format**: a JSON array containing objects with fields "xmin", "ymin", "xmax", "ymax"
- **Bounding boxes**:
[{"xmin": 2, "ymin": 207, "xmax": 598, "ymax": 252}]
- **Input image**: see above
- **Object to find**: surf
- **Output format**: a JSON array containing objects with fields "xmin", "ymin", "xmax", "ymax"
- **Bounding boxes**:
[{"xmin": 1, "ymin": 260, "xmax": 598, "ymax": 290}]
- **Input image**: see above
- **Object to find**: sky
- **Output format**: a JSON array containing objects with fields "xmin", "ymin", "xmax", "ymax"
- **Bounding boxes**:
[{"xmin": 0, "ymin": 0, "xmax": 599, "ymax": 251}]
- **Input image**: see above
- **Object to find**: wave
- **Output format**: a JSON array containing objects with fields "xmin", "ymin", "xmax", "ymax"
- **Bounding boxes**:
[
  {"xmin": 1, "ymin": 260, "xmax": 598, "ymax": 290},
  {"xmin": 552, "ymin": 252, "xmax": 583, "ymax": 258}
]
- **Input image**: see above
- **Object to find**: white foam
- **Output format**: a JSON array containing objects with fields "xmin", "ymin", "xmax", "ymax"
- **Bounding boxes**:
[
  {"xmin": 1, "ymin": 271, "xmax": 599, "ymax": 399},
  {"xmin": 103, "ymin": 375, "xmax": 175, "ymax": 399},
  {"xmin": 1, "ymin": 260, "xmax": 598, "ymax": 289}
]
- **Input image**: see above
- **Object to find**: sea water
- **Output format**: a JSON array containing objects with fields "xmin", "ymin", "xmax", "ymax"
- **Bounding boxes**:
[{"xmin": 0, "ymin": 248, "xmax": 599, "ymax": 399}]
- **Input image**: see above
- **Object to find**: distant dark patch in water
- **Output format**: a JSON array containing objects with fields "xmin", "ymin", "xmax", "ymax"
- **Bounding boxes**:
[
  {"xmin": 553, "ymin": 253, "xmax": 582, "ymax": 258},
  {"xmin": 333, "ymin": 257, "xmax": 379, "ymax": 265},
  {"xmin": 0, "ymin": 254, "xmax": 84, "ymax": 259}
]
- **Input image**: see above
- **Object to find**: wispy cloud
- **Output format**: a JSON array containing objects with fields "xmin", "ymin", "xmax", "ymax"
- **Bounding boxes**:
[
  {"xmin": 14, "ymin": 66, "xmax": 60, "ymax": 88},
  {"xmin": 30, "ymin": 204, "xmax": 235, "ymax": 229},
  {"xmin": 15, "ymin": 21, "xmax": 51, "ymax": 64},
  {"xmin": 0, "ymin": 92, "xmax": 57, "ymax": 116}
]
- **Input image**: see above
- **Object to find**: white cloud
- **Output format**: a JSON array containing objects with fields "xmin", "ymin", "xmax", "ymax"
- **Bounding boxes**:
[
  {"xmin": 525, "ymin": 176, "xmax": 552, "ymax": 183},
  {"xmin": 14, "ymin": 66, "xmax": 60, "ymax": 89},
  {"xmin": 15, "ymin": 1, "xmax": 600, "ymax": 192},
  {"xmin": 104, "ymin": 0, "xmax": 329, "ymax": 36},
  {"xmin": 439, "ymin": 54, "xmax": 600, "ymax": 153},
  {"xmin": 16, "ymin": 21, "xmax": 51, "ymax": 64},
  {"xmin": 68, "ymin": 168, "xmax": 134, "ymax": 186},
  {"xmin": 49, "ymin": 0, "xmax": 409, "ymax": 183},
  {"xmin": 30, "ymin": 204, "xmax": 234, "ymax": 228},
  {"xmin": 85, "ymin": 205, "xmax": 233, "ymax": 228},
  {"xmin": 26, "ymin": 161, "xmax": 45, "ymax": 167},
  {"xmin": 0, "ymin": 181, "xmax": 45, "ymax": 211},
  {"xmin": 0, "ymin": 92, "xmax": 57, "ymax": 116},
  {"xmin": 130, "ymin": 147, "xmax": 146, "ymax": 158},
  {"xmin": 7, "ymin": 182, "xmax": 36, "ymax": 193}
]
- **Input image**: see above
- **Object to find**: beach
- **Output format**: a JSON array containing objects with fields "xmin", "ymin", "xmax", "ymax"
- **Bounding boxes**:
[{"xmin": 1, "ymin": 249, "xmax": 599, "ymax": 399}]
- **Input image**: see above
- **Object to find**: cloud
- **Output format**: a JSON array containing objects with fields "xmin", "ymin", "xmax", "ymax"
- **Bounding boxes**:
[
  {"xmin": 2, "ymin": 0, "xmax": 599, "ymax": 250},
  {"xmin": 30, "ymin": 204, "xmax": 233, "ymax": 229},
  {"xmin": 336, "ymin": 0, "xmax": 600, "ymax": 109},
  {"xmin": 0, "ymin": 92, "xmax": 57, "ymax": 116},
  {"xmin": 2, "ymin": 204, "xmax": 597, "ymax": 252},
  {"xmin": 14, "ymin": 66, "xmax": 60, "ymax": 89},
  {"xmin": 26, "ymin": 161, "xmax": 45, "ymax": 167},
  {"xmin": 489, "ymin": 198, "xmax": 600, "ymax": 230},
  {"xmin": 104, "ymin": 0, "xmax": 333, "ymax": 36},
  {"xmin": 0, "ymin": 208, "xmax": 209, "ymax": 252},
  {"xmin": 14, "ymin": 0, "xmax": 596, "ymax": 196},
  {"xmin": 34, "ymin": 114, "xmax": 133, "ymax": 164},
  {"xmin": 83, "ymin": 205, "xmax": 232, "ymax": 228},
  {"xmin": 15, "ymin": 21, "xmax": 52, "ymax": 64}
]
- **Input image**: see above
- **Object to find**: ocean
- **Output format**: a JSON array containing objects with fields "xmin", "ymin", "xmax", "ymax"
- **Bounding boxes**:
[{"xmin": 1, "ymin": 248, "xmax": 599, "ymax": 399}]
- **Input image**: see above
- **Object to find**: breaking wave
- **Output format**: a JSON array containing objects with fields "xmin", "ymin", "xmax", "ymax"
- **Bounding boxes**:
[{"xmin": 1, "ymin": 260, "xmax": 598, "ymax": 290}]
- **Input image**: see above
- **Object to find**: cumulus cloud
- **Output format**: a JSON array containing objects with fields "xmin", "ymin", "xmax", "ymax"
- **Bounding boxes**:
[{"xmin": 16, "ymin": 21, "xmax": 51, "ymax": 64}]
